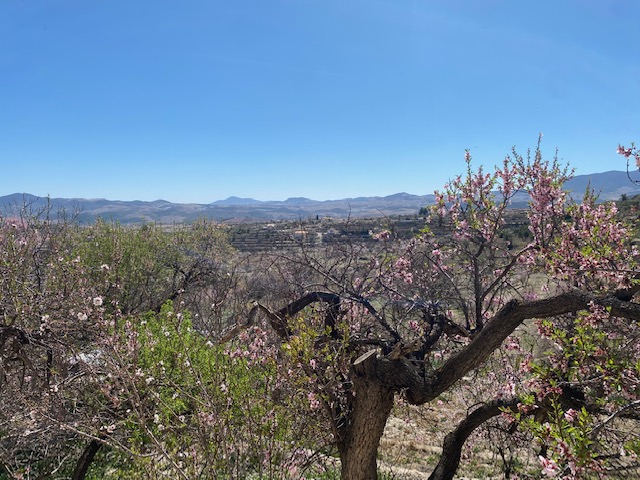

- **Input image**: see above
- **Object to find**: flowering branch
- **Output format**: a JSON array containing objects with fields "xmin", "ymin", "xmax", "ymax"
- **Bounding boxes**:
[{"xmin": 618, "ymin": 142, "xmax": 640, "ymax": 184}]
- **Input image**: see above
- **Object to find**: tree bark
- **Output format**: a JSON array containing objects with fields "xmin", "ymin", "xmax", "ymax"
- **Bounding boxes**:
[
  {"xmin": 72, "ymin": 440, "xmax": 101, "ymax": 480},
  {"xmin": 339, "ymin": 352, "xmax": 395, "ymax": 480}
]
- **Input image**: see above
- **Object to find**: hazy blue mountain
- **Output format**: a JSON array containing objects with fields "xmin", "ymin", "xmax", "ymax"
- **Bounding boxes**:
[
  {"xmin": 282, "ymin": 197, "xmax": 319, "ymax": 204},
  {"xmin": 564, "ymin": 170, "xmax": 640, "ymax": 200},
  {"xmin": 211, "ymin": 196, "xmax": 263, "ymax": 205},
  {"xmin": 2, "ymin": 171, "xmax": 638, "ymax": 224}
]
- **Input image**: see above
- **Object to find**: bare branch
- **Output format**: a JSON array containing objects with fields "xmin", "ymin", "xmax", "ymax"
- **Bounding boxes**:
[{"xmin": 591, "ymin": 399, "xmax": 640, "ymax": 439}]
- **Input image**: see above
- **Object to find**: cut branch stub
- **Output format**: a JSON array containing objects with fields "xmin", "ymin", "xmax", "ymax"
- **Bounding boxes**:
[{"xmin": 352, "ymin": 349, "xmax": 378, "ymax": 377}]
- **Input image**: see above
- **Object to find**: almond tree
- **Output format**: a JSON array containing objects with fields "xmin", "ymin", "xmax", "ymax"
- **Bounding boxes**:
[
  {"xmin": 0, "ymin": 212, "xmax": 248, "ymax": 478},
  {"xmin": 241, "ymin": 141, "xmax": 640, "ymax": 479},
  {"xmin": 0, "ymin": 205, "xmax": 108, "ymax": 478}
]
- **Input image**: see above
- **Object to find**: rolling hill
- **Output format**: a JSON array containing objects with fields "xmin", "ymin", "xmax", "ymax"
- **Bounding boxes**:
[{"xmin": 2, "ymin": 171, "xmax": 639, "ymax": 224}]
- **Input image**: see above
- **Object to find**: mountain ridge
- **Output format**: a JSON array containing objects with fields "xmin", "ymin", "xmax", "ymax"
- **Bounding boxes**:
[{"xmin": 3, "ymin": 171, "xmax": 639, "ymax": 224}]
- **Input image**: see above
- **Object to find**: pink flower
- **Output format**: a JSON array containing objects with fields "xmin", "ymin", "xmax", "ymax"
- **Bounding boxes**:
[
  {"xmin": 308, "ymin": 392, "xmax": 320, "ymax": 410},
  {"xmin": 539, "ymin": 455, "xmax": 559, "ymax": 477},
  {"xmin": 564, "ymin": 408, "xmax": 579, "ymax": 423},
  {"xmin": 93, "ymin": 296, "xmax": 103, "ymax": 307}
]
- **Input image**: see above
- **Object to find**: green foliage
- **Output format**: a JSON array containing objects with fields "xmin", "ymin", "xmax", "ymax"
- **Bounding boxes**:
[
  {"xmin": 74, "ymin": 220, "xmax": 170, "ymax": 313},
  {"xmin": 73, "ymin": 219, "xmax": 232, "ymax": 315},
  {"xmin": 280, "ymin": 311, "xmax": 351, "ymax": 421},
  {"xmin": 513, "ymin": 308, "xmax": 640, "ymax": 477},
  {"xmin": 103, "ymin": 302, "xmax": 309, "ymax": 479}
]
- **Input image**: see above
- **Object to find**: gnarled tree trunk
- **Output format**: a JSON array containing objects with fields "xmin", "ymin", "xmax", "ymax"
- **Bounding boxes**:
[{"xmin": 338, "ymin": 354, "xmax": 395, "ymax": 480}]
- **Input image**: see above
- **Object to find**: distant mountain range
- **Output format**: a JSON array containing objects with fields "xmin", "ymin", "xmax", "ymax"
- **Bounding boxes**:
[{"xmin": 2, "ymin": 171, "xmax": 639, "ymax": 224}]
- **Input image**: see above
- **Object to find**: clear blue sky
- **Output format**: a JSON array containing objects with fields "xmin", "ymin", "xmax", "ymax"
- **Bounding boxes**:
[{"xmin": 2, "ymin": 0, "xmax": 639, "ymax": 203}]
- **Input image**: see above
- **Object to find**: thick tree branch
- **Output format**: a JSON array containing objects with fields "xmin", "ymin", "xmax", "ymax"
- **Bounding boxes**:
[
  {"xmin": 353, "ymin": 290, "xmax": 640, "ymax": 405},
  {"xmin": 428, "ymin": 290, "xmax": 640, "ymax": 401},
  {"xmin": 214, "ymin": 292, "xmax": 341, "ymax": 343},
  {"xmin": 429, "ymin": 398, "xmax": 519, "ymax": 480},
  {"xmin": 351, "ymin": 350, "xmax": 432, "ymax": 404},
  {"xmin": 242, "ymin": 288, "xmax": 640, "ymax": 410},
  {"xmin": 274, "ymin": 291, "xmax": 341, "ymax": 338},
  {"xmin": 71, "ymin": 440, "xmax": 102, "ymax": 480}
]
